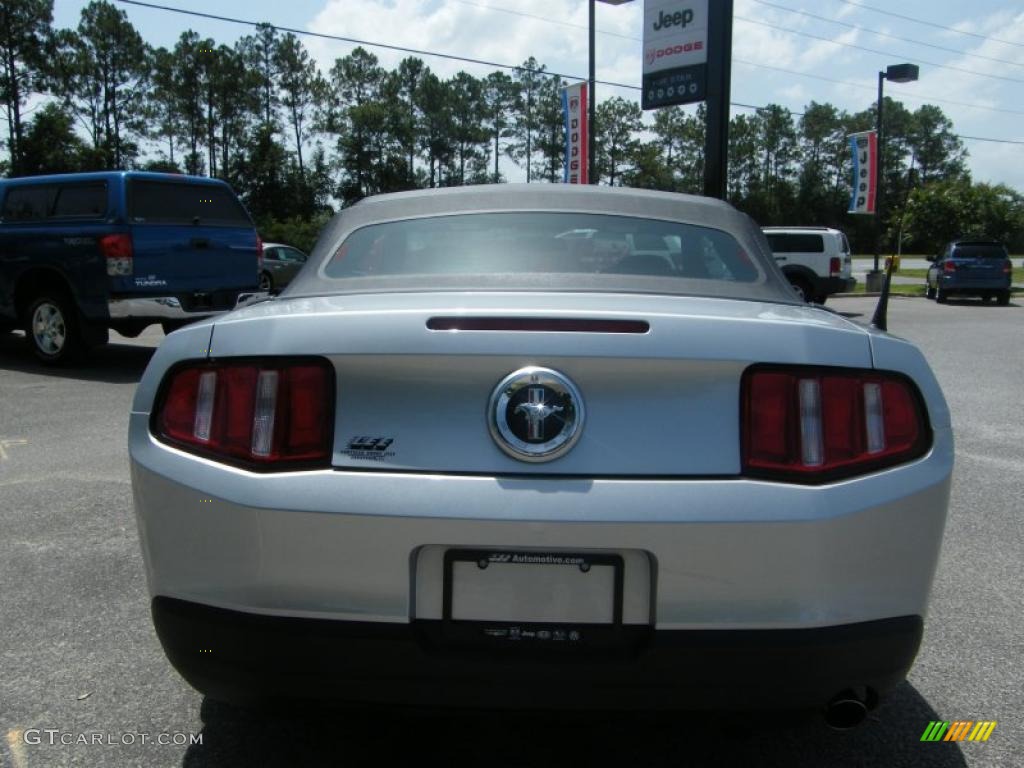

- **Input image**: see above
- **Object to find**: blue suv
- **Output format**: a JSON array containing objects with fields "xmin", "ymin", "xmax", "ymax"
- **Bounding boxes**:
[
  {"xmin": 926, "ymin": 239, "xmax": 1013, "ymax": 305},
  {"xmin": 0, "ymin": 172, "xmax": 262, "ymax": 363}
]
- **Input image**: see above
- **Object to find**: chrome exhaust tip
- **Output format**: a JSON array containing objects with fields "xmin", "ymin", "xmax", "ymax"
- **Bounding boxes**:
[{"xmin": 824, "ymin": 690, "xmax": 869, "ymax": 730}]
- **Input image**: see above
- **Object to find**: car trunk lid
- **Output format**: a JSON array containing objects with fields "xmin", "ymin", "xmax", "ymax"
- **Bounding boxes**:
[{"xmin": 209, "ymin": 292, "xmax": 873, "ymax": 476}]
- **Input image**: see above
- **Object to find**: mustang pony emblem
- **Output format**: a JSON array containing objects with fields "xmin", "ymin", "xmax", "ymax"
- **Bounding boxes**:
[
  {"xmin": 489, "ymin": 368, "xmax": 585, "ymax": 463},
  {"xmin": 514, "ymin": 387, "xmax": 565, "ymax": 440}
]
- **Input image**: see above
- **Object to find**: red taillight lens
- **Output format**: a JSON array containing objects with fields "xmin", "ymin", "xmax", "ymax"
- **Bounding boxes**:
[
  {"xmin": 1003, "ymin": 260, "xmax": 1012, "ymax": 275},
  {"xmin": 829, "ymin": 257, "xmax": 841, "ymax": 276},
  {"xmin": 101, "ymin": 233, "xmax": 133, "ymax": 276},
  {"xmin": 742, "ymin": 366, "xmax": 929, "ymax": 483},
  {"xmin": 943, "ymin": 261, "xmax": 957, "ymax": 273},
  {"xmin": 154, "ymin": 358, "xmax": 334, "ymax": 470}
]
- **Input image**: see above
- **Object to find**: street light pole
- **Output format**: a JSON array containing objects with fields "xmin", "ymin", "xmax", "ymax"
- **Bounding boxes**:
[
  {"xmin": 589, "ymin": 0, "xmax": 596, "ymax": 184},
  {"xmin": 588, "ymin": 0, "xmax": 633, "ymax": 185},
  {"xmin": 873, "ymin": 71, "xmax": 885, "ymax": 276},
  {"xmin": 867, "ymin": 63, "xmax": 918, "ymax": 290}
]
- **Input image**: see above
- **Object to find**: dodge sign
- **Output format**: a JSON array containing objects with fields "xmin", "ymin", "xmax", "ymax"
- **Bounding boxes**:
[{"xmin": 642, "ymin": 0, "xmax": 709, "ymax": 109}]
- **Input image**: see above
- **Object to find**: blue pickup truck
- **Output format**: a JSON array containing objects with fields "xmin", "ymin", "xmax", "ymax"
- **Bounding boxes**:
[{"xmin": 0, "ymin": 171, "xmax": 262, "ymax": 363}]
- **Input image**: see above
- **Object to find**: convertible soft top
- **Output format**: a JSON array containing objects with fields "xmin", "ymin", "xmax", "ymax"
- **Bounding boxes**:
[{"xmin": 285, "ymin": 184, "xmax": 797, "ymax": 304}]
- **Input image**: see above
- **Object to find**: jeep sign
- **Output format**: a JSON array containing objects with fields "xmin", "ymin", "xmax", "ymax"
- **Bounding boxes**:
[{"xmin": 642, "ymin": 0, "xmax": 709, "ymax": 109}]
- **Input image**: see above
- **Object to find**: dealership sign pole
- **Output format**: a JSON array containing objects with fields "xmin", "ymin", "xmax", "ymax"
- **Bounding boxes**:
[
  {"xmin": 847, "ymin": 130, "xmax": 878, "ymax": 215},
  {"xmin": 641, "ymin": 0, "xmax": 732, "ymax": 199},
  {"xmin": 562, "ymin": 83, "xmax": 589, "ymax": 184}
]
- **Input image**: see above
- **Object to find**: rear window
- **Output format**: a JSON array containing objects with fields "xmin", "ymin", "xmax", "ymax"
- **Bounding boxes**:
[
  {"xmin": 52, "ymin": 183, "xmax": 107, "ymax": 219},
  {"xmin": 129, "ymin": 180, "xmax": 251, "ymax": 227},
  {"xmin": 764, "ymin": 233, "xmax": 825, "ymax": 254},
  {"xmin": 323, "ymin": 213, "xmax": 761, "ymax": 286},
  {"xmin": 1, "ymin": 185, "xmax": 56, "ymax": 222},
  {"xmin": 951, "ymin": 244, "xmax": 1007, "ymax": 259}
]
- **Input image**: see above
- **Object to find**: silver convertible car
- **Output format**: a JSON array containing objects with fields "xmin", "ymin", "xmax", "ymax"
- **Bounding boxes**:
[{"xmin": 129, "ymin": 185, "xmax": 952, "ymax": 724}]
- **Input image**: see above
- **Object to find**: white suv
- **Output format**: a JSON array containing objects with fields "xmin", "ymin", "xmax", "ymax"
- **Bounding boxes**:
[{"xmin": 762, "ymin": 227, "xmax": 856, "ymax": 304}]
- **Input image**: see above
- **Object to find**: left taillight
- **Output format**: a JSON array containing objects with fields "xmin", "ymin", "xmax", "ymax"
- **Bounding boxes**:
[
  {"xmin": 102, "ymin": 233, "xmax": 133, "ymax": 276},
  {"xmin": 741, "ymin": 365, "xmax": 930, "ymax": 483},
  {"xmin": 153, "ymin": 358, "xmax": 335, "ymax": 470}
]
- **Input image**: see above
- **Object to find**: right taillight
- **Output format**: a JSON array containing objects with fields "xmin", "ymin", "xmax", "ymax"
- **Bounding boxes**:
[
  {"xmin": 153, "ymin": 358, "xmax": 335, "ymax": 470},
  {"xmin": 741, "ymin": 366, "xmax": 930, "ymax": 483},
  {"xmin": 943, "ymin": 261, "xmax": 957, "ymax": 273},
  {"xmin": 1003, "ymin": 260, "xmax": 1012, "ymax": 275},
  {"xmin": 101, "ymin": 233, "xmax": 133, "ymax": 276}
]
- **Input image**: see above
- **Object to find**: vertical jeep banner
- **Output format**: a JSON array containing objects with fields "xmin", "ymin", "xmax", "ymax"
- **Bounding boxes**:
[
  {"xmin": 562, "ymin": 82, "xmax": 589, "ymax": 184},
  {"xmin": 642, "ymin": 0, "xmax": 709, "ymax": 109},
  {"xmin": 848, "ymin": 131, "xmax": 878, "ymax": 215}
]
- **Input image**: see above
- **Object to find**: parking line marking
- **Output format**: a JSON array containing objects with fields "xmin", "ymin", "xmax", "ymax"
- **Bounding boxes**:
[
  {"xmin": 0, "ymin": 438, "xmax": 29, "ymax": 462},
  {"xmin": 6, "ymin": 729, "xmax": 27, "ymax": 768}
]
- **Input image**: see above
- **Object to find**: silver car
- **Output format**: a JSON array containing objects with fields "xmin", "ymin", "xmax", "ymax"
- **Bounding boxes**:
[
  {"xmin": 129, "ymin": 185, "xmax": 952, "ymax": 723},
  {"xmin": 258, "ymin": 242, "xmax": 308, "ymax": 293}
]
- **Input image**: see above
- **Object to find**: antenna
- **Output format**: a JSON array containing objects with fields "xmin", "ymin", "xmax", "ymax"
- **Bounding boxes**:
[{"xmin": 869, "ymin": 257, "xmax": 897, "ymax": 331}]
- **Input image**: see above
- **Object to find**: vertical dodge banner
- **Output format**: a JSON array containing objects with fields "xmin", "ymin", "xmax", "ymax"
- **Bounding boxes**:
[
  {"xmin": 562, "ymin": 82, "xmax": 588, "ymax": 184},
  {"xmin": 848, "ymin": 131, "xmax": 877, "ymax": 215}
]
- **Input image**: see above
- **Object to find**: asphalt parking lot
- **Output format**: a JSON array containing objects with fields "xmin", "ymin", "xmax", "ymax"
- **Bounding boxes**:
[{"xmin": 1, "ymin": 295, "xmax": 1020, "ymax": 768}]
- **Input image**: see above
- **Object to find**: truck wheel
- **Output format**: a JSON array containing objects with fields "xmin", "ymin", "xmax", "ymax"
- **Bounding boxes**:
[
  {"xmin": 926, "ymin": 284, "xmax": 936, "ymax": 300},
  {"xmin": 936, "ymin": 287, "xmax": 948, "ymax": 304},
  {"xmin": 788, "ymin": 277, "xmax": 812, "ymax": 303},
  {"xmin": 996, "ymin": 290, "xmax": 1010, "ymax": 306},
  {"xmin": 25, "ymin": 293, "xmax": 85, "ymax": 364},
  {"xmin": 259, "ymin": 271, "xmax": 274, "ymax": 292}
]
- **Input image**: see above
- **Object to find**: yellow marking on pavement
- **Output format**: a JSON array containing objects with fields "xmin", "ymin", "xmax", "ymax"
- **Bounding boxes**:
[
  {"xmin": 6, "ymin": 728, "xmax": 28, "ymax": 768},
  {"xmin": 0, "ymin": 438, "xmax": 28, "ymax": 462}
]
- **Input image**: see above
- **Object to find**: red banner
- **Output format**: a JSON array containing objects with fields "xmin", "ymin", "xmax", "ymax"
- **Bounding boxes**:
[{"xmin": 562, "ymin": 83, "xmax": 588, "ymax": 184}]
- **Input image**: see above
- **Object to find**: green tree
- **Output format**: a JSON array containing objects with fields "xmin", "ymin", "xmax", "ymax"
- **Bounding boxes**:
[
  {"xmin": 727, "ymin": 112, "xmax": 758, "ymax": 201},
  {"xmin": 275, "ymin": 33, "xmax": 321, "ymax": 178},
  {"xmin": 390, "ymin": 57, "xmax": 426, "ymax": 186},
  {"xmin": 507, "ymin": 58, "xmax": 545, "ymax": 182},
  {"xmin": 146, "ymin": 46, "xmax": 181, "ymax": 168},
  {"xmin": 796, "ymin": 101, "xmax": 849, "ymax": 225},
  {"xmin": 650, "ymin": 104, "xmax": 704, "ymax": 192},
  {"xmin": 326, "ymin": 47, "xmax": 403, "ymax": 202},
  {"xmin": 167, "ymin": 31, "xmax": 208, "ymax": 174},
  {"xmin": 212, "ymin": 43, "xmax": 259, "ymax": 183},
  {"xmin": 234, "ymin": 124, "xmax": 290, "ymax": 219},
  {"xmin": 416, "ymin": 70, "xmax": 454, "ymax": 187},
  {"xmin": 18, "ymin": 102, "xmax": 87, "ymax": 174},
  {"xmin": 908, "ymin": 104, "xmax": 967, "ymax": 185},
  {"xmin": 752, "ymin": 104, "xmax": 798, "ymax": 220},
  {"xmin": 57, "ymin": 1, "xmax": 149, "ymax": 168},
  {"xmin": 1, "ymin": 0, "xmax": 54, "ymax": 176},
  {"xmin": 903, "ymin": 180, "xmax": 1024, "ymax": 254},
  {"xmin": 482, "ymin": 70, "xmax": 515, "ymax": 182},
  {"xmin": 594, "ymin": 97, "xmax": 641, "ymax": 186},
  {"xmin": 534, "ymin": 75, "xmax": 565, "ymax": 183},
  {"xmin": 237, "ymin": 23, "xmax": 279, "ymax": 130}
]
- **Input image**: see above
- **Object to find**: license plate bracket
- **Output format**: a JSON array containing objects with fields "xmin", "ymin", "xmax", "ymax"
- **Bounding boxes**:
[{"xmin": 440, "ymin": 549, "xmax": 625, "ymax": 650}]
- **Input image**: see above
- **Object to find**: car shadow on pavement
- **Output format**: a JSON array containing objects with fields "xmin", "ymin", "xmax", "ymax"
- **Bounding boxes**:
[
  {"xmin": 0, "ymin": 333, "xmax": 155, "ymax": 384},
  {"xmin": 182, "ymin": 682, "xmax": 967, "ymax": 768},
  {"xmin": 937, "ymin": 297, "xmax": 1019, "ymax": 308}
]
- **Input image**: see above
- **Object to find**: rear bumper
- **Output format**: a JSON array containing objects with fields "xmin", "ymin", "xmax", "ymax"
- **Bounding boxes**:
[
  {"xmin": 819, "ymin": 276, "xmax": 856, "ymax": 295},
  {"xmin": 107, "ymin": 292, "xmax": 266, "ymax": 321},
  {"xmin": 937, "ymin": 275, "xmax": 1011, "ymax": 293},
  {"xmin": 152, "ymin": 596, "xmax": 923, "ymax": 710}
]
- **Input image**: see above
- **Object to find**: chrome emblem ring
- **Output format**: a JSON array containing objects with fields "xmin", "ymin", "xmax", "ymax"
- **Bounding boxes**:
[{"xmin": 488, "ymin": 367, "xmax": 585, "ymax": 462}]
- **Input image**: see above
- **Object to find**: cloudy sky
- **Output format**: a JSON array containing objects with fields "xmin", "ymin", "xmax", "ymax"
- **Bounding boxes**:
[{"xmin": 53, "ymin": 0, "xmax": 1024, "ymax": 190}]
